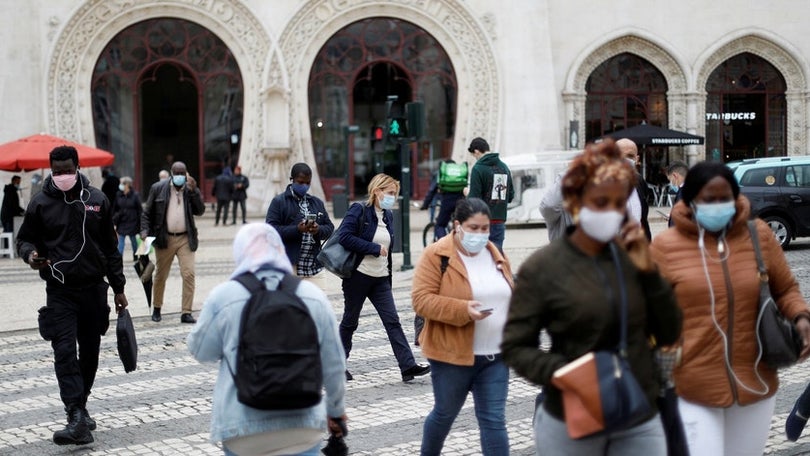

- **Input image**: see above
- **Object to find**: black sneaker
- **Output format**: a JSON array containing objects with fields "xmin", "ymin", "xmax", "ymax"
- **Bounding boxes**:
[
  {"xmin": 180, "ymin": 313, "xmax": 196, "ymax": 324},
  {"xmin": 151, "ymin": 307, "xmax": 162, "ymax": 322},
  {"xmin": 53, "ymin": 406, "xmax": 93, "ymax": 445},
  {"xmin": 401, "ymin": 364, "xmax": 430, "ymax": 382}
]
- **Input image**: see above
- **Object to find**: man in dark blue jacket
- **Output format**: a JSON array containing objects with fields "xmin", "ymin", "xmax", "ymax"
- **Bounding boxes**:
[
  {"xmin": 265, "ymin": 163, "xmax": 334, "ymax": 289},
  {"xmin": 17, "ymin": 146, "xmax": 128, "ymax": 446}
]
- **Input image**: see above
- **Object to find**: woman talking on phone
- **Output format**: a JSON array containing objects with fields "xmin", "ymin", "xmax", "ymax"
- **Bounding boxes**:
[
  {"xmin": 411, "ymin": 197, "xmax": 514, "ymax": 455},
  {"xmin": 501, "ymin": 140, "xmax": 682, "ymax": 455},
  {"xmin": 338, "ymin": 173, "xmax": 430, "ymax": 382}
]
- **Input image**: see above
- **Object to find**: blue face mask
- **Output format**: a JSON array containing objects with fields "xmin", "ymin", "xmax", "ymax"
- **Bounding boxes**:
[
  {"xmin": 172, "ymin": 175, "xmax": 186, "ymax": 187},
  {"xmin": 380, "ymin": 194, "xmax": 396, "ymax": 210},
  {"xmin": 458, "ymin": 227, "xmax": 489, "ymax": 254},
  {"xmin": 694, "ymin": 201, "xmax": 736, "ymax": 232},
  {"xmin": 669, "ymin": 183, "xmax": 679, "ymax": 193},
  {"xmin": 291, "ymin": 183, "xmax": 309, "ymax": 196}
]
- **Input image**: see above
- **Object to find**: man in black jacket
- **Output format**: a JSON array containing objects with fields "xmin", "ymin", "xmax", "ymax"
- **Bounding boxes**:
[
  {"xmin": 16, "ymin": 146, "xmax": 128, "ymax": 446},
  {"xmin": 1, "ymin": 174, "xmax": 24, "ymax": 232},
  {"xmin": 231, "ymin": 165, "xmax": 250, "ymax": 224},
  {"xmin": 616, "ymin": 138, "xmax": 651, "ymax": 240},
  {"xmin": 265, "ymin": 163, "xmax": 334, "ymax": 290},
  {"xmin": 140, "ymin": 161, "xmax": 205, "ymax": 323}
]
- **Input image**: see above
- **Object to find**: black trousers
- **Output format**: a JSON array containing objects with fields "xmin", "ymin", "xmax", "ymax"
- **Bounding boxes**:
[
  {"xmin": 232, "ymin": 199, "xmax": 246, "ymax": 223},
  {"xmin": 215, "ymin": 199, "xmax": 231, "ymax": 224},
  {"xmin": 39, "ymin": 282, "xmax": 110, "ymax": 407}
]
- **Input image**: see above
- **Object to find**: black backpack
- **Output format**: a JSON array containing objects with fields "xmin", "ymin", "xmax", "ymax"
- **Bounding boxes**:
[{"xmin": 228, "ymin": 272, "xmax": 323, "ymax": 410}]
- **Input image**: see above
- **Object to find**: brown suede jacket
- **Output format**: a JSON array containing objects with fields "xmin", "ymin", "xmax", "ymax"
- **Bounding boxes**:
[
  {"xmin": 650, "ymin": 196, "xmax": 810, "ymax": 406},
  {"xmin": 411, "ymin": 233, "xmax": 513, "ymax": 366}
]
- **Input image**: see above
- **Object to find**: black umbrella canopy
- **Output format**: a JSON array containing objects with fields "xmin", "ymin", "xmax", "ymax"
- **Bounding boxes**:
[{"xmin": 605, "ymin": 124, "xmax": 704, "ymax": 146}]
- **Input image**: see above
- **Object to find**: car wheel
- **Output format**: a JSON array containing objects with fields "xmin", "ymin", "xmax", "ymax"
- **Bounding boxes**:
[{"xmin": 763, "ymin": 215, "xmax": 792, "ymax": 248}]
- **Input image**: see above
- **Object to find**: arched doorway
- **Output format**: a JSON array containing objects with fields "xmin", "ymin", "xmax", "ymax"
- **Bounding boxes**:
[
  {"xmin": 704, "ymin": 52, "xmax": 786, "ymax": 162},
  {"xmin": 308, "ymin": 18, "xmax": 458, "ymax": 200},
  {"xmin": 91, "ymin": 18, "xmax": 244, "ymax": 197},
  {"xmin": 586, "ymin": 52, "xmax": 669, "ymax": 183}
]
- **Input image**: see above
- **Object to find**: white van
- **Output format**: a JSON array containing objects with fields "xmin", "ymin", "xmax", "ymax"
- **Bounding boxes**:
[{"xmin": 501, "ymin": 150, "xmax": 580, "ymax": 224}]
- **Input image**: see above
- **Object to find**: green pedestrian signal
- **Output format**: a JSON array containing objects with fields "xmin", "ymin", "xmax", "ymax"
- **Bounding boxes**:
[{"xmin": 389, "ymin": 119, "xmax": 401, "ymax": 136}]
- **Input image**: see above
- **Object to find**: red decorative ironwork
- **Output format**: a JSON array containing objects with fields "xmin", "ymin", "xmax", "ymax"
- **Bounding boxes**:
[
  {"xmin": 308, "ymin": 18, "xmax": 457, "ymax": 199},
  {"xmin": 91, "ymin": 19, "xmax": 243, "ymax": 195}
]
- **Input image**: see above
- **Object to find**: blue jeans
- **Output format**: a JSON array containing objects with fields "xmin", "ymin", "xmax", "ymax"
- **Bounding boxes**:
[
  {"xmin": 534, "ymin": 406, "xmax": 666, "ymax": 456},
  {"xmin": 421, "ymin": 356, "xmax": 510, "ymax": 456},
  {"xmin": 340, "ymin": 271, "xmax": 416, "ymax": 371},
  {"xmin": 489, "ymin": 223, "xmax": 505, "ymax": 253},
  {"xmin": 223, "ymin": 442, "xmax": 320, "ymax": 456},
  {"xmin": 118, "ymin": 234, "xmax": 138, "ymax": 257}
]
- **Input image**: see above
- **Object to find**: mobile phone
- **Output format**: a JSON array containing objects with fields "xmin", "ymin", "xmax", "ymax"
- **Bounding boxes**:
[
  {"xmin": 31, "ymin": 257, "xmax": 47, "ymax": 264},
  {"xmin": 479, "ymin": 307, "xmax": 494, "ymax": 313},
  {"xmin": 305, "ymin": 213, "xmax": 317, "ymax": 224}
]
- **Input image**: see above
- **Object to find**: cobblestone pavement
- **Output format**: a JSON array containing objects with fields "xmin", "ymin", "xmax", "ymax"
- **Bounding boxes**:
[{"xmin": 3, "ymin": 209, "xmax": 810, "ymax": 454}]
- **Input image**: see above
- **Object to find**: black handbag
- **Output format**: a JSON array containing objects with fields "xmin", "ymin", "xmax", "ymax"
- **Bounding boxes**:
[
  {"xmin": 317, "ymin": 209, "xmax": 361, "ymax": 279},
  {"xmin": 600, "ymin": 244, "xmax": 653, "ymax": 432},
  {"xmin": 116, "ymin": 308, "xmax": 138, "ymax": 373},
  {"xmin": 748, "ymin": 220, "xmax": 802, "ymax": 368}
]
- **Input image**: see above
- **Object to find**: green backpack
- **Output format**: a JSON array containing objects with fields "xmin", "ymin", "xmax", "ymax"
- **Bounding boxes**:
[{"xmin": 438, "ymin": 161, "xmax": 468, "ymax": 193}]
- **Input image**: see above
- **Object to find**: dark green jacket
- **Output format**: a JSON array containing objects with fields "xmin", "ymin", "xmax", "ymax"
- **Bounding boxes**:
[
  {"xmin": 468, "ymin": 152, "xmax": 514, "ymax": 221},
  {"xmin": 501, "ymin": 235, "xmax": 682, "ymax": 421}
]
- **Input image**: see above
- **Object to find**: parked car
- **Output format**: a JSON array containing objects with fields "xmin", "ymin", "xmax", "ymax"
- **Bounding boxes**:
[{"xmin": 728, "ymin": 156, "xmax": 810, "ymax": 247}]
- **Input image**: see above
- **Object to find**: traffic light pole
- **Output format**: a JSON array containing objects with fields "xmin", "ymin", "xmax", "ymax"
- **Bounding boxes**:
[{"xmin": 398, "ymin": 139, "xmax": 413, "ymax": 271}]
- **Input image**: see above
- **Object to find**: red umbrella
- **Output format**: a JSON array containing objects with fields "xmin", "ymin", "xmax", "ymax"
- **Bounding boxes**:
[{"xmin": 0, "ymin": 133, "xmax": 115, "ymax": 171}]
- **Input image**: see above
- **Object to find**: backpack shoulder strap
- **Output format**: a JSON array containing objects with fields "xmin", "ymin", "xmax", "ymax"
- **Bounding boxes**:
[
  {"xmin": 440, "ymin": 255, "xmax": 449, "ymax": 275},
  {"xmin": 233, "ymin": 272, "xmax": 265, "ymax": 294},
  {"xmin": 278, "ymin": 273, "xmax": 303, "ymax": 293}
]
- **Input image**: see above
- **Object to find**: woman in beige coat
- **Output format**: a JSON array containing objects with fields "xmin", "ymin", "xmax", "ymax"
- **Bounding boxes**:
[{"xmin": 412, "ymin": 197, "xmax": 513, "ymax": 456}]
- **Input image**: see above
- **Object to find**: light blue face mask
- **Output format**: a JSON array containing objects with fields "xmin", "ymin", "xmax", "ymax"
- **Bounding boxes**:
[
  {"xmin": 694, "ymin": 201, "xmax": 736, "ymax": 232},
  {"xmin": 459, "ymin": 227, "xmax": 489, "ymax": 254},
  {"xmin": 172, "ymin": 175, "xmax": 186, "ymax": 187},
  {"xmin": 380, "ymin": 194, "xmax": 396, "ymax": 210}
]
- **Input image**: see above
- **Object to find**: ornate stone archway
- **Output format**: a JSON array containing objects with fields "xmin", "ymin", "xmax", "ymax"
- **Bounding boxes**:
[
  {"xmin": 46, "ymin": 0, "xmax": 271, "ymax": 180},
  {"xmin": 276, "ymin": 0, "xmax": 499, "ymax": 198},
  {"xmin": 695, "ymin": 34, "xmax": 807, "ymax": 156},
  {"xmin": 563, "ymin": 35, "xmax": 690, "ymax": 148}
]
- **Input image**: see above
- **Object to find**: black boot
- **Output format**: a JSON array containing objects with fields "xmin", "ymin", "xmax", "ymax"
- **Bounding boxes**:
[
  {"xmin": 151, "ymin": 307, "xmax": 162, "ymax": 322},
  {"xmin": 82, "ymin": 406, "xmax": 96, "ymax": 430},
  {"xmin": 53, "ymin": 405, "xmax": 93, "ymax": 445}
]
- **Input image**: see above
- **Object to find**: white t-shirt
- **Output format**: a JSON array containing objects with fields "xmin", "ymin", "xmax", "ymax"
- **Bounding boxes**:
[
  {"xmin": 458, "ymin": 248, "xmax": 512, "ymax": 355},
  {"xmin": 357, "ymin": 209, "xmax": 389, "ymax": 277}
]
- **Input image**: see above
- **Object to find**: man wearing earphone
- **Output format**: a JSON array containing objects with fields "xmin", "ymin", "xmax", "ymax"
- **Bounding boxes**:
[
  {"xmin": 16, "ymin": 145, "xmax": 129, "ymax": 446},
  {"xmin": 140, "ymin": 161, "xmax": 205, "ymax": 324}
]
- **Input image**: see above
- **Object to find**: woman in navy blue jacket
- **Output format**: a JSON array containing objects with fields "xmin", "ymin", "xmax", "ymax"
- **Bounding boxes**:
[{"xmin": 338, "ymin": 173, "xmax": 430, "ymax": 382}]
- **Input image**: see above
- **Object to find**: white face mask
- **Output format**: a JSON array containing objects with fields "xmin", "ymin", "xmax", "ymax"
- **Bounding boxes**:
[{"xmin": 578, "ymin": 207, "xmax": 624, "ymax": 243}]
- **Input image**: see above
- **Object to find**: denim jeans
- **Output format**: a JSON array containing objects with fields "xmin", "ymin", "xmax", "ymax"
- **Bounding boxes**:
[
  {"xmin": 340, "ymin": 271, "xmax": 416, "ymax": 371},
  {"xmin": 534, "ymin": 405, "xmax": 666, "ymax": 456},
  {"xmin": 117, "ymin": 234, "xmax": 138, "ymax": 257},
  {"xmin": 223, "ymin": 442, "xmax": 320, "ymax": 456},
  {"xmin": 488, "ymin": 223, "xmax": 505, "ymax": 253},
  {"xmin": 421, "ymin": 356, "xmax": 510, "ymax": 456}
]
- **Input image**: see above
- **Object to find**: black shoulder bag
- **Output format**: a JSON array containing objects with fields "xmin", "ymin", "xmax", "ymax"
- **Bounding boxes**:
[{"xmin": 748, "ymin": 220, "xmax": 802, "ymax": 368}]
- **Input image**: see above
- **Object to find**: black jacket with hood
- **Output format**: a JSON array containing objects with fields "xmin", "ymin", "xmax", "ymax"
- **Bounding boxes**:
[{"xmin": 16, "ymin": 173, "xmax": 126, "ymax": 293}]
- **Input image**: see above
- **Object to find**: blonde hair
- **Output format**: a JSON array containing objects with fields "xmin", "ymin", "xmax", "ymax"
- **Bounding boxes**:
[{"xmin": 366, "ymin": 173, "xmax": 400, "ymax": 206}]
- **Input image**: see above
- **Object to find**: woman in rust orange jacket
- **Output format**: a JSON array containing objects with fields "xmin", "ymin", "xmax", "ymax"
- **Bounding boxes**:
[
  {"xmin": 650, "ymin": 161, "xmax": 810, "ymax": 456},
  {"xmin": 412, "ymin": 197, "xmax": 513, "ymax": 456}
]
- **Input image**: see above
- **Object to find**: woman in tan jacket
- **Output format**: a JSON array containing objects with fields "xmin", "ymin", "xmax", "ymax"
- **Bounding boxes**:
[
  {"xmin": 412, "ymin": 197, "xmax": 514, "ymax": 456},
  {"xmin": 650, "ymin": 161, "xmax": 810, "ymax": 456}
]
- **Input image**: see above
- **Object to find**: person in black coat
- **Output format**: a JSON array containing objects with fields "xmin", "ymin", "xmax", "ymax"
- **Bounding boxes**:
[
  {"xmin": 112, "ymin": 176, "xmax": 142, "ymax": 262},
  {"xmin": 101, "ymin": 168, "xmax": 120, "ymax": 205},
  {"xmin": 231, "ymin": 166, "xmax": 250, "ymax": 224},
  {"xmin": 265, "ymin": 163, "xmax": 333, "ymax": 285},
  {"xmin": 1, "ymin": 175, "xmax": 24, "ymax": 232},
  {"xmin": 16, "ymin": 146, "xmax": 128, "ymax": 446},
  {"xmin": 212, "ymin": 168, "xmax": 234, "ymax": 226}
]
